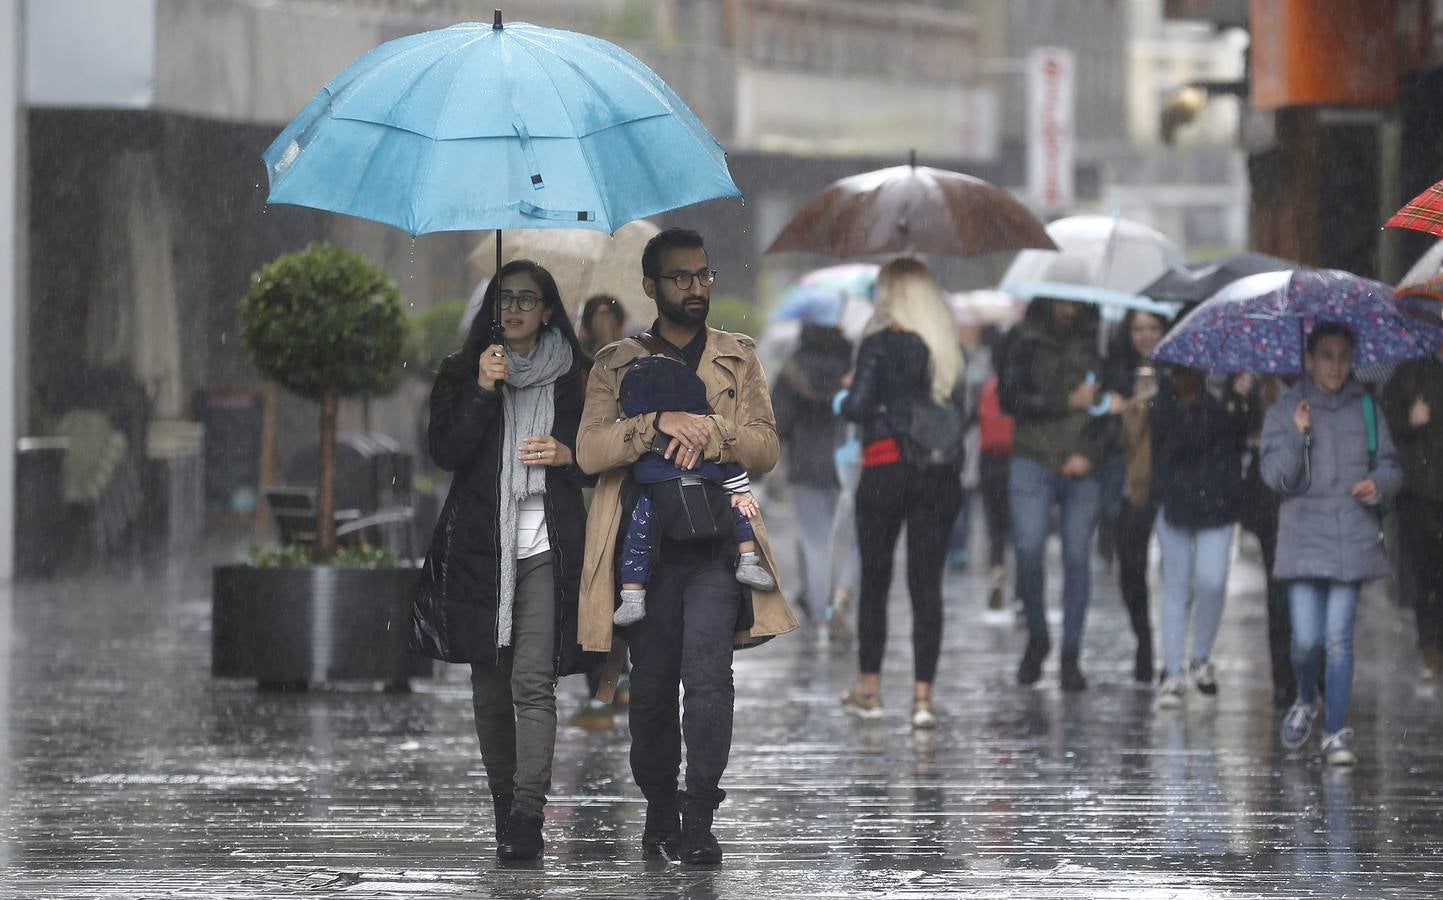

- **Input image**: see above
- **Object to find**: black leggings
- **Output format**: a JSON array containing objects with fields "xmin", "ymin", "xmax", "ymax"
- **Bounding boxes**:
[
  {"xmin": 1114, "ymin": 499, "xmax": 1155, "ymax": 651},
  {"xmin": 979, "ymin": 452, "xmax": 1012, "ymax": 568},
  {"xmin": 855, "ymin": 462, "xmax": 963, "ymax": 684}
]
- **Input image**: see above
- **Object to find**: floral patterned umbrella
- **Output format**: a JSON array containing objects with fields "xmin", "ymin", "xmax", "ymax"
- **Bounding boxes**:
[{"xmin": 1151, "ymin": 268, "xmax": 1443, "ymax": 374}]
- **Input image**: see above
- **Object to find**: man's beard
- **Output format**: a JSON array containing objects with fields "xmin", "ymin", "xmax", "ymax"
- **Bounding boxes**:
[{"xmin": 658, "ymin": 293, "xmax": 709, "ymax": 328}]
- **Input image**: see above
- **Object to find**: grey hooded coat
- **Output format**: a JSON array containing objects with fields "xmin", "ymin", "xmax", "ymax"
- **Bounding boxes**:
[{"xmin": 1260, "ymin": 377, "xmax": 1402, "ymax": 582}]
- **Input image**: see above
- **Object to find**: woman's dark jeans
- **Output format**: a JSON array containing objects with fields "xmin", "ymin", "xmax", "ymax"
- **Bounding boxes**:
[
  {"xmin": 625, "ymin": 544, "xmax": 741, "ymax": 811},
  {"xmin": 855, "ymin": 461, "xmax": 964, "ymax": 684}
]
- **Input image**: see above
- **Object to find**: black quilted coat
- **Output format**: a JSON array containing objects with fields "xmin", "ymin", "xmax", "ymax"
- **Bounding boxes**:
[{"xmin": 410, "ymin": 355, "xmax": 595, "ymax": 675}]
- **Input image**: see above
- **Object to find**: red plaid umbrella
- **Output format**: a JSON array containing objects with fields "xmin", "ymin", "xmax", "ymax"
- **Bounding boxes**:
[{"xmin": 1387, "ymin": 180, "xmax": 1443, "ymax": 236}]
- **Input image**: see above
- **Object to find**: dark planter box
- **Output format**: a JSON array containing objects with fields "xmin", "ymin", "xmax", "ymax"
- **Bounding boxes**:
[{"xmin": 212, "ymin": 565, "xmax": 433, "ymax": 688}]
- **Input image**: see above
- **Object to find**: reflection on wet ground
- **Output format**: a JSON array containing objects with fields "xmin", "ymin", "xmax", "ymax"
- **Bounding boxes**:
[{"xmin": 4, "ymin": 506, "xmax": 1443, "ymax": 898}]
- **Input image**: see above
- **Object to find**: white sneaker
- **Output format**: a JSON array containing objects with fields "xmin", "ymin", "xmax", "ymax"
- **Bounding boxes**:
[
  {"xmin": 1154, "ymin": 673, "xmax": 1187, "ymax": 709},
  {"xmin": 1190, "ymin": 659, "xmax": 1218, "ymax": 697},
  {"xmin": 1322, "ymin": 728, "xmax": 1357, "ymax": 766},
  {"xmin": 911, "ymin": 699, "xmax": 938, "ymax": 730}
]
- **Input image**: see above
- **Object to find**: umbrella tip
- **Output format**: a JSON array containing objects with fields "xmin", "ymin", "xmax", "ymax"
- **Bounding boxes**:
[
  {"xmin": 908, "ymin": 149, "xmax": 917, "ymax": 168},
  {"xmin": 493, "ymin": 9, "xmax": 503, "ymax": 29}
]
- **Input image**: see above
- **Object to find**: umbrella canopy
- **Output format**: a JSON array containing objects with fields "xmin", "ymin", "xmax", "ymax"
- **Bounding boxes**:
[
  {"xmin": 1151, "ymin": 268, "xmax": 1443, "ymax": 374},
  {"xmin": 799, "ymin": 263, "xmax": 879, "ymax": 298},
  {"xmin": 261, "ymin": 17, "xmax": 739, "ymax": 236},
  {"xmin": 468, "ymin": 220, "xmax": 659, "ymax": 323},
  {"xmin": 949, "ymin": 290, "xmax": 1025, "ymax": 328},
  {"xmin": 769, "ymin": 285, "xmax": 853, "ymax": 326},
  {"xmin": 1399, "ymin": 238, "xmax": 1443, "ymax": 287},
  {"xmin": 1141, "ymin": 252, "xmax": 1296, "ymax": 305},
  {"xmin": 1395, "ymin": 275, "xmax": 1443, "ymax": 327},
  {"xmin": 765, "ymin": 162, "xmax": 1054, "ymax": 259},
  {"xmin": 1386, "ymin": 180, "xmax": 1443, "ymax": 238},
  {"xmin": 1000, "ymin": 253, "xmax": 1179, "ymax": 316},
  {"xmin": 1000, "ymin": 214, "xmax": 1185, "ymax": 300}
]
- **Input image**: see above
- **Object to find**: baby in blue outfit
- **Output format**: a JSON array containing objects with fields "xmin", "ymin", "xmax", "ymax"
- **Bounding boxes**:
[{"xmin": 614, "ymin": 354, "xmax": 775, "ymax": 626}]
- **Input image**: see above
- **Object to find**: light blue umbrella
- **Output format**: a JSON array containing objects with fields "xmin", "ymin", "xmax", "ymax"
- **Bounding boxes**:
[
  {"xmin": 261, "ymin": 14, "xmax": 740, "ymax": 237},
  {"xmin": 769, "ymin": 285, "xmax": 849, "ymax": 326},
  {"xmin": 999, "ymin": 253, "xmax": 1180, "ymax": 317}
]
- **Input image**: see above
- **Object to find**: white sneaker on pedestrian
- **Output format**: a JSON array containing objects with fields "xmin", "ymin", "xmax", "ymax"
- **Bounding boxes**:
[
  {"xmin": 840, "ymin": 688, "xmax": 883, "ymax": 719},
  {"xmin": 1190, "ymin": 659, "xmax": 1218, "ymax": 697},
  {"xmin": 1322, "ymin": 728, "xmax": 1357, "ymax": 767},
  {"xmin": 1155, "ymin": 673, "xmax": 1187, "ymax": 710},
  {"xmin": 911, "ymin": 698, "xmax": 938, "ymax": 730},
  {"xmin": 1280, "ymin": 699, "xmax": 1319, "ymax": 750}
]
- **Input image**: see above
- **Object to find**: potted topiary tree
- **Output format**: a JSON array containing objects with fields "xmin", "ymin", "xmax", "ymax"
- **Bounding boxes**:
[{"xmin": 212, "ymin": 243, "xmax": 426, "ymax": 689}]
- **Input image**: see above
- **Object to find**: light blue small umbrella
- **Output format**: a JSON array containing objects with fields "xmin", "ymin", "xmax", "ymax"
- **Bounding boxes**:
[
  {"xmin": 769, "ymin": 285, "xmax": 850, "ymax": 326},
  {"xmin": 261, "ymin": 13, "xmax": 740, "ymax": 237}
]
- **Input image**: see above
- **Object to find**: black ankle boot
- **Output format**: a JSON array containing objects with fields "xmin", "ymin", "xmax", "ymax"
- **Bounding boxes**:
[
  {"xmin": 680, "ymin": 800, "xmax": 722, "ymax": 865},
  {"xmin": 498, "ymin": 810, "xmax": 544, "ymax": 861},
  {"xmin": 1017, "ymin": 634, "xmax": 1050, "ymax": 685},
  {"xmin": 642, "ymin": 795, "xmax": 681, "ymax": 858},
  {"xmin": 1061, "ymin": 651, "xmax": 1088, "ymax": 692},
  {"xmin": 492, "ymin": 794, "xmax": 513, "ymax": 846}
]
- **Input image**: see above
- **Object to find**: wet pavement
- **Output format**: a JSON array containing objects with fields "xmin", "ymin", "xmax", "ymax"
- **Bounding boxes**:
[{"xmin": 4, "ymin": 501, "xmax": 1443, "ymax": 899}]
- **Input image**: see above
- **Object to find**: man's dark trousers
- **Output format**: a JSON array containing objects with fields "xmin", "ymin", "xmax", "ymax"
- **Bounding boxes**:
[{"xmin": 625, "ymin": 541, "xmax": 741, "ymax": 810}]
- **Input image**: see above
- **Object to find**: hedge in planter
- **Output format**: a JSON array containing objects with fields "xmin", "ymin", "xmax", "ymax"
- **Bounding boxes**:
[
  {"xmin": 238, "ymin": 242, "xmax": 407, "ymax": 560},
  {"xmin": 217, "ymin": 244, "xmax": 421, "ymax": 688}
]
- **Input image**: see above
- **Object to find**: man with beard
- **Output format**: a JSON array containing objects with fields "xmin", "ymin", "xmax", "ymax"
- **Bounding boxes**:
[{"xmin": 576, "ymin": 228, "xmax": 797, "ymax": 865}]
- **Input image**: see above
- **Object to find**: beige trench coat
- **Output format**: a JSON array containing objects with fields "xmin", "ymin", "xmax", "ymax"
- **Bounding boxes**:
[{"xmin": 576, "ymin": 328, "xmax": 798, "ymax": 652}]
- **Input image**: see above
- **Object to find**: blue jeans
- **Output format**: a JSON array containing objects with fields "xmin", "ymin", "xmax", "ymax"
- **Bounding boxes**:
[
  {"xmin": 1009, "ymin": 456, "xmax": 1100, "ymax": 655},
  {"xmin": 1288, "ymin": 579, "xmax": 1360, "ymax": 736},
  {"xmin": 1154, "ymin": 511, "xmax": 1234, "ymax": 677},
  {"xmin": 790, "ymin": 484, "xmax": 839, "ymax": 622},
  {"xmin": 620, "ymin": 493, "xmax": 753, "ymax": 586}
]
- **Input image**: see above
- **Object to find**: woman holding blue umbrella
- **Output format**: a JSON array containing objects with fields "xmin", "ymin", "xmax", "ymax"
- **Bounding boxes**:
[
  {"xmin": 414, "ymin": 260, "xmax": 594, "ymax": 860},
  {"xmin": 1261, "ymin": 323, "xmax": 1402, "ymax": 766}
]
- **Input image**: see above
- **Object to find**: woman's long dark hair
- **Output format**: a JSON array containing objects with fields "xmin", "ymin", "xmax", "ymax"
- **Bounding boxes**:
[{"xmin": 438, "ymin": 259, "xmax": 589, "ymax": 383}]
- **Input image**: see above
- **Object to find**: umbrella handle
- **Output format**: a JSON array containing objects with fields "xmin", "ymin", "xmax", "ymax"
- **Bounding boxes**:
[
  {"xmin": 492, "ymin": 228, "xmax": 507, "ymax": 379},
  {"xmin": 1277, "ymin": 430, "xmax": 1312, "ymax": 496}
]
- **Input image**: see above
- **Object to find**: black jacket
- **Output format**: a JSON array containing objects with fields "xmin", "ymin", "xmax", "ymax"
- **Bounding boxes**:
[
  {"xmin": 1149, "ymin": 376, "xmax": 1248, "ymax": 529},
  {"xmin": 411, "ymin": 356, "xmax": 596, "ymax": 675},
  {"xmin": 772, "ymin": 325, "xmax": 852, "ymax": 487},
  {"xmin": 840, "ymin": 329, "xmax": 965, "ymax": 464},
  {"xmin": 1382, "ymin": 354, "xmax": 1443, "ymax": 502}
]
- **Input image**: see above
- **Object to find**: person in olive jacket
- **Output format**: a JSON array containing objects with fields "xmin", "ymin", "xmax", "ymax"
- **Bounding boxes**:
[
  {"xmin": 411, "ymin": 260, "xmax": 595, "ymax": 862},
  {"xmin": 999, "ymin": 285, "xmax": 1121, "ymax": 692}
]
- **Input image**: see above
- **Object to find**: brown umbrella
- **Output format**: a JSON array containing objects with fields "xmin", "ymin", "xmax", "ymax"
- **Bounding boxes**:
[{"xmin": 766, "ymin": 158, "xmax": 1055, "ymax": 259}]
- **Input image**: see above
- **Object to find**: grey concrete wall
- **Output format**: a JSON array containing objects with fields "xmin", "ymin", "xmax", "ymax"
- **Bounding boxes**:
[{"xmin": 24, "ymin": 109, "xmax": 477, "ymax": 479}]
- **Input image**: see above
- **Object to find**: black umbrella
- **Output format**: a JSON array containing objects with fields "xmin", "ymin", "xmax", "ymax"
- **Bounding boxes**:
[{"xmin": 1142, "ymin": 252, "xmax": 1297, "ymax": 305}]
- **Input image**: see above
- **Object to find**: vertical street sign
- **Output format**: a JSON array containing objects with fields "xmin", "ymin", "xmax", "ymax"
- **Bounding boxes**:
[{"xmin": 1027, "ymin": 47, "xmax": 1075, "ymax": 214}]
